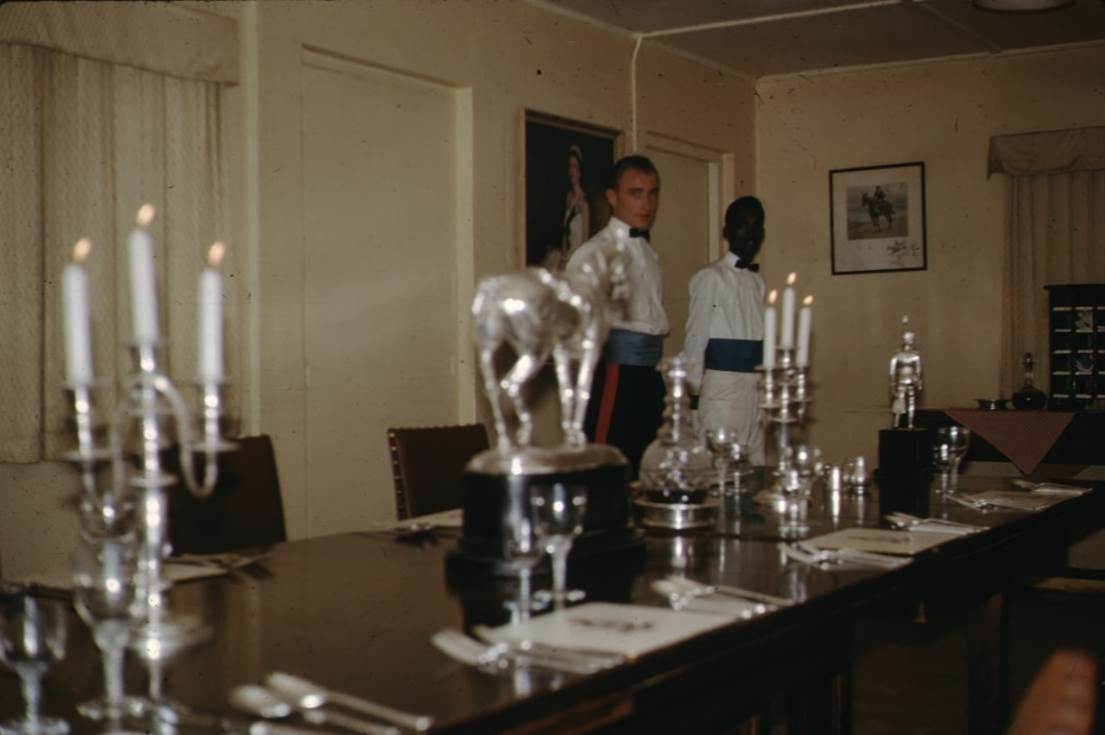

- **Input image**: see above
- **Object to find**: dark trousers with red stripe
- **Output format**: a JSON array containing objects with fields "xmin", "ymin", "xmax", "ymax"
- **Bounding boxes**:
[{"xmin": 584, "ymin": 360, "xmax": 666, "ymax": 478}]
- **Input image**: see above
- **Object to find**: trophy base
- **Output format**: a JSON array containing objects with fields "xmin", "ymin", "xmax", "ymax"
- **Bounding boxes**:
[
  {"xmin": 447, "ymin": 445, "xmax": 644, "ymax": 577},
  {"xmin": 878, "ymin": 428, "xmax": 933, "ymax": 474}
]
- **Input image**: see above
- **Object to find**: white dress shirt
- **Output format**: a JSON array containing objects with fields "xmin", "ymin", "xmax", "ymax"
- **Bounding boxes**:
[
  {"xmin": 567, "ymin": 216, "xmax": 669, "ymax": 336},
  {"xmin": 681, "ymin": 251, "xmax": 765, "ymax": 392}
]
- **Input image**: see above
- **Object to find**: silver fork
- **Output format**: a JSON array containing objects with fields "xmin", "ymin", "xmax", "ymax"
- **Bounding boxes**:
[
  {"xmin": 431, "ymin": 629, "xmax": 615, "ymax": 675},
  {"xmin": 657, "ymin": 576, "xmax": 792, "ymax": 608},
  {"xmin": 784, "ymin": 542, "xmax": 908, "ymax": 569}
]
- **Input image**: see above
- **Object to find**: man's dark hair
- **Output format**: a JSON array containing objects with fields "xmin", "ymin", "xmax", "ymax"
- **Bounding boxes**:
[{"xmin": 607, "ymin": 155, "xmax": 659, "ymax": 190}]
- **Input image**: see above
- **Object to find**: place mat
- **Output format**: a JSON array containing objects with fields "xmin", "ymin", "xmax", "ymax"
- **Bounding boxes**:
[
  {"xmin": 2, "ymin": 556, "xmax": 258, "ymax": 596},
  {"xmin": 946, "ymin": 408, "xmax": 1074, "ymax": 475},
  {"xmin": 363, "ymin": 508, "xmax": 463, "ymax": 532},
  {"xmin": 805, "ymin": 527, "xmax": 959, "ymax": 556},
  {"xmin": 485, "ymin": 602, "xmax": 730, "ymax": 659}
]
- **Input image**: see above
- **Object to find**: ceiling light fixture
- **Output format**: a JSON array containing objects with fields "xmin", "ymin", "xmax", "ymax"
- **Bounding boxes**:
[{"xmin": 973, "ymin": 0, "xmax": 1073, "ymax": 10}]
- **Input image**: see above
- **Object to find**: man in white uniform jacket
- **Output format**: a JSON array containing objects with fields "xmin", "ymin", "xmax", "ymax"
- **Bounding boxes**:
[
  {"xmin": 568, "ymin": 155, "xmax": 667, "ymax": 476},
  {"xmin": 682, "ymin": 196, "xmax": 767, "ymax": 465}
]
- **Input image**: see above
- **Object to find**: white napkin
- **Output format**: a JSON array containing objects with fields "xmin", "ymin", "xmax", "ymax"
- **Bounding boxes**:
[{"xmin": 485, "ymin": 602, "xmax": 730, "ymax": 659}]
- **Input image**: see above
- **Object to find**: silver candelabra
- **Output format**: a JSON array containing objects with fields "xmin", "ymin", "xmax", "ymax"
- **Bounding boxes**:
[
  {"xmin": 66, "ymin": 341, "xmax": 232, "ymax": 715},
  {"xmin": 758, "ymin": 347, "xmax": 810, "ymax": 482}
]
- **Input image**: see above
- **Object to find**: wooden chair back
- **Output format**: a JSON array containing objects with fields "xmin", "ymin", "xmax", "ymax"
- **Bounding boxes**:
[{"xmin": 387, "ymin": 423, "xmax": 489, "ymax": 520}]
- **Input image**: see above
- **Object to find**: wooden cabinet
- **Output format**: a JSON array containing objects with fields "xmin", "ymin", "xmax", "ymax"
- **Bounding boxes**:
[{"xmin": 1046, "ymin": 284, "xmax": 1105, "ymax": 410}]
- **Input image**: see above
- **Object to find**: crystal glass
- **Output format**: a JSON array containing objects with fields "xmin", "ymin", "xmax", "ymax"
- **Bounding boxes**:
[
  {"xmin": 935, "ymin": 427, "xmax": 971, "ymax": 491},
  {"xmin": 530, "ymin": 483, "xmax": 588, "ymax": 609},
  {"xmin": 0, "ymin": 594, "xmax": 69, "ymax": 735},
  {"xmin": 72, "ymin": 537, "xmax": 148, "ymax": 728},
  {"xmin": 503, "ymin": 508, "xmax": 546, "ymax": 616},
  {"xmin": 705, "ymin": 426, "xmax": 733, "ymax": 497},
  {"xmin": 640, "ymin": 357, "xmax": 713, "ymax": 497}
]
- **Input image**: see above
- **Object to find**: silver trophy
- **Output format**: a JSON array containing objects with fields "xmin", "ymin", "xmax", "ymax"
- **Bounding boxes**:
[
  {"xmin": 889, "ymin": 315, "xmax": 923, "ymax": 430},
  {"xmin": 454, "ymin": 240, "xmax": 635, "ymax": 574}
]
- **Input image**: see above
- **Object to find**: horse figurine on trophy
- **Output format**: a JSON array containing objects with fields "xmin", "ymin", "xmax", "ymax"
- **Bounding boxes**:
[{"xmin": 471, "ymin": 241, "xmax": 628, "ymax": 453}]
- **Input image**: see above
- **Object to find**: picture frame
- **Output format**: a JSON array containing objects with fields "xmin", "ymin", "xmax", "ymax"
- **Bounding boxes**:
[
  {"xmin": 829, "ymin": 162, "xmax": 926, "ymax": 275},
  {"xmin": 523, "ymin": 111, "xmax": 620, "ymax": 269}
]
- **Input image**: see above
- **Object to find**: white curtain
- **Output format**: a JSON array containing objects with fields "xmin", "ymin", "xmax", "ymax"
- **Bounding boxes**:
[
  {"xmin": 992, "ymin": 127, "xmax": 1105, "ymax": 396},
  {"xmin": 0, "ymin": 43, "xmax": 236, "ymax": 462}
]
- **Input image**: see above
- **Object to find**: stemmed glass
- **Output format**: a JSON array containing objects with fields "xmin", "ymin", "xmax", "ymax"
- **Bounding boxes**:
[
  {"xmin": 504, "ymin": 508, "xmax": 546, "ymax": 617},
  {"xmin": 935, "ymin": 427, "xmax": 971, "ymax": 492},
  {"xmin": 71, "ymin": 536, "xmax": 147, "ymax": 730},
  {"xmin": 0, "ymin": 594, "xmax": 69, "ymax": 735},
  {"xmin": 530, "ymin": 483, "xmax": 588, "ymax": 609},
  {"xmin": 705, "ymin": 427, "xmax": 733, "ymax": 497}
]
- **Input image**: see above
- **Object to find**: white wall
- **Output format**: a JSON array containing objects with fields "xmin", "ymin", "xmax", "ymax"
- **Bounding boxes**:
[
  {"xmin": 755, "ymin": 43, "xmax": 1105, "ymax": 465},
  {"xmin": 0, "ymin": 0, "xmax": 756, "ymax": 576}
]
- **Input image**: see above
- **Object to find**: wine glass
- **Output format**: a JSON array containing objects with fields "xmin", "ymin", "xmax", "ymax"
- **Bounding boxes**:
[
  {"xmin": 932, "ymin": 441, "xmax": 954, "ymax": 494},
  {"xmin": 503, "ymin": 508, "xmax": 546, "ymax": 617},
  {"xmin": 705, "ymin": 426, "xmax": 733, "ymax": 497},
  {"xmin": 530, "ymin": 483, "xmax": 588, "ymax": 609},
  {"xmin": 71, "ymin": 536, "xmax": 148, "ymax": 729},
  {"xmin": 936, "ymin": 427, "xmax": 971, "ymax": 491},
  {"xmin": 0, "ymin": 594, "xmax": 69, "ymax": 735}
]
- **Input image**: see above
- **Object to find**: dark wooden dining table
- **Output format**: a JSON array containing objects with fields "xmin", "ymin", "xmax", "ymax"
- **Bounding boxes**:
[{"xmin": 3, "ymin": 473, "xmax": 1103, "ymax": 734}]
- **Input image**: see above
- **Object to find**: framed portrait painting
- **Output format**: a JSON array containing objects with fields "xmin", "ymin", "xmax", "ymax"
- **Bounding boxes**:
[
  {"xmin": 524, "ymin": 111, "xmax": 619, "ymax": 269},
  {"xmin": 829, "ymin": 162, "xmax": 926, "ymax": 275}
]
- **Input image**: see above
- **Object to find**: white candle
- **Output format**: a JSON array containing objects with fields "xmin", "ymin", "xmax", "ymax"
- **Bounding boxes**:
[
  {"xmin": 796, "ymin": 295, "xmax": 814, "ymax": 367},
  {"xmin": 763, "ymin": 289, "xmax": 777, "ymax": 369},
  {"xmin": 63, "ymin": 238, "xmax": 94, "ymax": 386},
  {"xmin": 128, "ymin": 204, "xmax": 159, "ymax": 344},
  {"xmin": 198, "ymin": 242, "xmax": 225, "ymax": 381},
  {"xmin": 780, "ymin": 272, "xmax": 797, "ymax": 349}
]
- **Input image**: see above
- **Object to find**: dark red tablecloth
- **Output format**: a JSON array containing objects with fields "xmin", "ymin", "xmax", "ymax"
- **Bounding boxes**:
[{"xmin": 946, "ymin": 408, "xmax": 1075, "ymax": 475}]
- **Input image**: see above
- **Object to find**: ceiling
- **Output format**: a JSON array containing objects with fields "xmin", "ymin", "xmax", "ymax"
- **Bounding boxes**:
[{"xmin": 533, "ymin": 0, "xmax": 1105, "ymax": 78}]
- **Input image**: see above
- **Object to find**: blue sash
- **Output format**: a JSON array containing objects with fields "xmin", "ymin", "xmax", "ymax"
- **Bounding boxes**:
[
  {"xmin": 704, "ymin": 338, "xmax": 762, "ymax": 373},
  {"xmin": 603, "ymin": 328, "xmax": 663, "ymax": 367}
]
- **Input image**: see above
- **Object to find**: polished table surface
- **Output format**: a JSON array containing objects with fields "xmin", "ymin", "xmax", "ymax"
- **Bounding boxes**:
[{"xmin": 4, "ymin": 474, "xmax": 1104, "ymax": 734}]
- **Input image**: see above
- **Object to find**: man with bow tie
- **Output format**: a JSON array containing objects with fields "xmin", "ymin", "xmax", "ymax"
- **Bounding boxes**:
[
  {"xmin": 567, "ymin": 155, "xmax": 666, "ymax": 476},
  {"xmin": 682, "ymin": 196, "xmax": 767, "ymax": 465}
]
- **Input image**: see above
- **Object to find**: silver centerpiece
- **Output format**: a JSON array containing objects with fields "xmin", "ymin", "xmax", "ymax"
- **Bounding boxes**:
[
  {"xmin": 889, "ymin": 315, "xmax": 923, "ymax": 429},
  {"xmin": 469, "ymin": 239, "xmax": 628, "ymax": 473},
  {"xmin": 455, "ymin": 240, "xmax": 635, "ymax": 573}
]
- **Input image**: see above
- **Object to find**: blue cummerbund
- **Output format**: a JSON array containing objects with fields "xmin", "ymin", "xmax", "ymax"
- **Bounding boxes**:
[
  {"xmin": 603, "ymin": 328, "xmax": 663, "ymax": 367},
  {"xmin": 704, "ymin": 338, "xmax": 762, "ymax": 373}
]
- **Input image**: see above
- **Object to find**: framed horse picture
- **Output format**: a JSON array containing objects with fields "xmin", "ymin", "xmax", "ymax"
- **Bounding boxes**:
[{"xmin": 829, "ymin": 162, "xmax": 926, "ymax": 275}]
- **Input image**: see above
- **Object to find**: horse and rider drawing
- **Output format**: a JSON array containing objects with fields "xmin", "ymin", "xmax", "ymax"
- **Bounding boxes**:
[{"xmin": 849, "ymin": 183, "xmax": 907, "ymax": 239}]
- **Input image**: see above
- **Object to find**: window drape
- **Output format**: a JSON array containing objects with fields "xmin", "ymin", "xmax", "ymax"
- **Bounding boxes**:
[
  {"xmin": 992, "ymin": 127, "xmax": 1105, "ymax": 397},
  {"xmin": 0, "ymin": 43, "xmax": 236, "ymax": 462}
]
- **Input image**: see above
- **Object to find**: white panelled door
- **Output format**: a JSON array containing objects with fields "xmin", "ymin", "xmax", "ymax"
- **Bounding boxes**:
[{"xmin": 301, "ymin": 52, "xmax": 460, "ymax": 534}]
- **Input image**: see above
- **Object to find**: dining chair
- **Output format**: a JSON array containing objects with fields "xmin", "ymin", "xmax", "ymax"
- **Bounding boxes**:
[
  {"xmin": 163, "ymin": 434, "xmax": 287, "ymax": 555},
  {"xmin": 387, "ymin": 423, "xmax": 490, "ymax": 520}
]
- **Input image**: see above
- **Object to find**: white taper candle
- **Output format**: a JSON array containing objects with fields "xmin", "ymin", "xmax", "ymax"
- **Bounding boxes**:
[
  {"xmin": 796, "ymin": 295, "xmax": 813, "ymax": 367},
  {"xmin": 780, "ymin": 272, "xmax": 797, "ymax": 349},
  {"xmin": 198, "ymin": 242, "xmax": 225, "ymax": 381},
  {"xmin": 128, "ymin": 204, "xmax": 159, "ymax": 344},
  {"xmin": 63, "ymin": 238, "xmax": 93, "ymax": 386},
  {"xmin": 763, "ymin": 289, "xmax": 778, "ymax": 369}
]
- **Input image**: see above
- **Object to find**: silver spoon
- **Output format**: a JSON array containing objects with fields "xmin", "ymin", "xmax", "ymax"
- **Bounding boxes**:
[
  {"xmin": 230, "ymin": 684, "xmax": 399, "ymax": 735},
  {"xmin": 266, "ymin": 672, "xmax": 431, "ymax": 733}
]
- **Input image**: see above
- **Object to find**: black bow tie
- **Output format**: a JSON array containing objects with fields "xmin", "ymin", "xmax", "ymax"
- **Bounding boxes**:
[
  {"xmin": 735, "ymin": 260, "xmax": 759, "ymax": 272},
  {"xmin": 629, "ymin": 228, "xmax": 650, "ymax": 240}
]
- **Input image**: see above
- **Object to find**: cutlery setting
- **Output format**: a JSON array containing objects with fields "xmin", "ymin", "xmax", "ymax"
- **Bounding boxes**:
[
  {"xmin": 229, "ymin": 671, "xmax": 432, "ymax": 735},
  {"xmin": 781, "ymin": 541, "xmax": 909, "ymax": 570},
  {"xmin": 884, "ymin": 512, "xmax": 982, "ymax": 535},
  {"xmin": 432, "ymin": 628, "xmax": 623, "ymax": 675},
  {"xmin": 653, "ymin": 576, "xmax": 792, "ymax": 617}
]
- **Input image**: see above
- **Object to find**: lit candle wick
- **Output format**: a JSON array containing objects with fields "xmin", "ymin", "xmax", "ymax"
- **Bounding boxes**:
[
  {"xmin": 73, "ymin": 237, "xmax": 91, "ymax": 263},
  {"xmin": 207, "ymin": 241, "xmax": 226, "ymax": 268},
  {"xmin": 786, "ymin": 272, "xmax": 797, "ymax": 286},
  {"xmin": 136, "ymin": 203, "xmax": 156, "ymax": 227},
  {"xmin": 768, "ymin": 289, "xmax": 778, "ymax": 305},
  {"xmin": 803, "ymin": 295, "xmax": 814, "ymax": 307}
]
